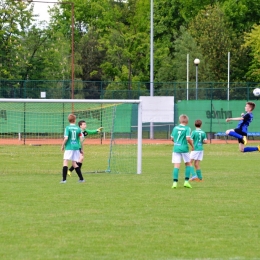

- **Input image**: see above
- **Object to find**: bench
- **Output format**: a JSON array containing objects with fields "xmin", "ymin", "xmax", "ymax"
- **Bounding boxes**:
[{"xmin": 214, "ymin": 132, "xmax": 260, "ymax": 140}]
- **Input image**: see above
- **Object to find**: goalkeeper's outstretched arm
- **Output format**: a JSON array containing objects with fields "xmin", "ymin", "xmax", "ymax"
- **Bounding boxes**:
[
  {"xmin": 82, "ymin": 127, "xmax": 103, "ymax": 136},
  {"xmin": 97, "ymin": 127, "xmax": 103, "ymax": 133}
]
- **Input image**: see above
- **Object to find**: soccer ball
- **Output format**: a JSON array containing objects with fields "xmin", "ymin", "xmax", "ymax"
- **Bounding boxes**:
[{"xmin": 253, "ymin": 88, "xmax": 260, "ymax": 97}]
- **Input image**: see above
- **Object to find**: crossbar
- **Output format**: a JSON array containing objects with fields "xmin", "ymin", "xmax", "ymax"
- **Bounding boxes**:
[{"xmin": 0, "ymin": 99, "xmax": 141, "ymax": 104}]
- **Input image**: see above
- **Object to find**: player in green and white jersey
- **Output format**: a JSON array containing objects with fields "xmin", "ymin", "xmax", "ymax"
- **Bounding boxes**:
[
  {"xmin": 189, "ymin": 120, "xmax": 207, "ymax": 182},
  {"xmin": 60, "ymin": 114, "xmax": 85, "ymax": 183},
  {"xmin": 171, "ymin": 114, "xmax": 194, "ymax": 189},
  {"xmin": 68, "ymin": 120, "xmax": 103, "ymax": 176}
]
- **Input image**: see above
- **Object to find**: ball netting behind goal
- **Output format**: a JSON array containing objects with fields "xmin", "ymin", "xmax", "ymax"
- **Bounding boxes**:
[{"xmin": 0, "ymin": 99, "xmax": 141, "ymax": 174}]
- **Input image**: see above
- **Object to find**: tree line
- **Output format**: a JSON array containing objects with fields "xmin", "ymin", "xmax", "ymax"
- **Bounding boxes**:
[{"xmin": 1, "ymin": 0, "xmax": 260, "ymax": 96}]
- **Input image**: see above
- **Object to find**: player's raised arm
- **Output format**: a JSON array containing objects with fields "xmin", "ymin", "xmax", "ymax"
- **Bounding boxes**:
[
  {"xmin": 82, "ymin": 127, "xmax": 103, "ymax": 136},
  {"xmin": 97, "ymin": 127, "xmax": 103, "ymax": 133},
  {"xmin": 226, "ymin": 117, "xmax": 243, "ymax": 122}
]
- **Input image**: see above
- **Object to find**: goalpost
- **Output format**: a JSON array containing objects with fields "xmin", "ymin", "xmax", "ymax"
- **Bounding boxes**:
[{"xmin": 0, "ymin": 99, "xmax": 142, "ymax": 174}]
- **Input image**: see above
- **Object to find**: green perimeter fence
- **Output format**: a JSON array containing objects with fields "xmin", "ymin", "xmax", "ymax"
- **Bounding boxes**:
[
  {"xmin": 1, "ymin": 100, "xmax": 260, "ymax": 141},
  {"xmin": 140, "ymin": 100, "xmax": 260, "ymax": 139},
  {"xmin": 1, "ymin": 80, "xmax": 260, "ymax": 100}
]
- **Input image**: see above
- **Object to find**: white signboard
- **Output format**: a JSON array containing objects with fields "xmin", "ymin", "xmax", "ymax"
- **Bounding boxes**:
[{"xmin": 140, "ymin": 96, "xmax": 174, "ymax": 123}]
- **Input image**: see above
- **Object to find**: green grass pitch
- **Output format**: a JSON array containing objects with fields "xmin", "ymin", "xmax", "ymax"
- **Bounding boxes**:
[{"xmin": 0, "ymin": 143, "xmax": 260, "ymax": 259}]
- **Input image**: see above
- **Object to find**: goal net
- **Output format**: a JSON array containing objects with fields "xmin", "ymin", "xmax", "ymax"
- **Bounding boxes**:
[{"xmin": 0, "ymin": 99, "xmax": 142, "ymax": 174}]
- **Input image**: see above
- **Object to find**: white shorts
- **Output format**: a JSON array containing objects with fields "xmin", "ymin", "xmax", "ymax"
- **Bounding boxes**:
[
  {"xmin": 190, "ymin": 151, "xmax": 204, "ymax": 161},
  {"xmin": 63, "ymin": 150, "xmax": 80, "ymax": 161},
  {"xmin": 172, "ymin": 152, "xmax": 190, "ymax": 163}
]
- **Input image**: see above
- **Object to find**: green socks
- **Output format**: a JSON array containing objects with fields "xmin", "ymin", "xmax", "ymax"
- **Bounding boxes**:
[
  {"xmin": 173, "ymin": 168, "xmax": 179, "ymax": 181},
  {"xmin": 185, "ymin": 166, "xmax": 191, "ymax": 180},
  {"xmin": 172, "ymin": 167, "xmax": 192, "ymax": 181},
  {"xmin": 190, "ymin": 166, "xmax": 196, "ymax": 177},
  {"xmin": 196, "ymin": 169, "xmax": 202, "ymax": 180}
]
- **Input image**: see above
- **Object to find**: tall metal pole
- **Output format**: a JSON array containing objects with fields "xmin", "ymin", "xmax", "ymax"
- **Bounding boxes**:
[
  {"xmin": 71, "ymin": 2, "xmax": 74, "ymax": 100},
  {"xmin": 150, "ymin": 0, "xmax": 154, "ymax": 97},
  {"xmin": 187, "ymin": 54, "xmax": 189, "ymax": 100},
  {"xmin": 150, "ymin": 0, "xmax": 154, "ymax": 139},
  {"xmin": 70, "ymin": 2, "xmax": 74, "ymax": 112},
  {"xmin": 227, "ymin": 52, "xmax": 230, "ymax": 101},
  {"xmin": 195, "ymin": 64, "xmax": 198, "ymax": 100},
  {"xmin": 194, "ymin": 58, "xmax": 200, "ymax": 100}
]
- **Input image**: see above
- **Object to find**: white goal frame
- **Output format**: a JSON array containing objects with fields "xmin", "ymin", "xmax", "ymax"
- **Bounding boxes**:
[{"xmin": 0, "ymin": 98, "xmax": 142, "ymax": 174}]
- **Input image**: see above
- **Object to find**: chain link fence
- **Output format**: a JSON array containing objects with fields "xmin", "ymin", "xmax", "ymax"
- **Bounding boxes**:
[{"xmin": 1, "ymin": 80, "xmax": 260, "ymax": 101}]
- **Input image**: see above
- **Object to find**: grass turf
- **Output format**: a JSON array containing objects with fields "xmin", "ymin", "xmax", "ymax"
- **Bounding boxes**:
[{"xmin": 0, "ymin": 143, "xmax": 260, "ymax": 259}]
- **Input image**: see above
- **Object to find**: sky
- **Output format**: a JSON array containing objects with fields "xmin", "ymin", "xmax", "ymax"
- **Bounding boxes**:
[{"xmin": 33, "ymin": 1, "xmax": 56, "ymax": 22}]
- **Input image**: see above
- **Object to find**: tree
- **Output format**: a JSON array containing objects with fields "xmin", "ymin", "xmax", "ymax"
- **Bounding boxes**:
[
  {"xmin": 98, "ymin": 0, "xmax": 150, "ymax": 83},
  {"xmin": 188, "ymin": 4, "xmax": 246, "ymax": 82},
  {"xmin": 76, "ymin": 30, "xmax": 105, "ymax": 98},
  {"xmin": 19, "ymin": 26, "xmax": 70, "ymax": 80},
  {"xmin": 243, "ymin": 24, "xmax": 260, "ymax": 82},
  {"xmin": 153, "ymin": 0, "xmax": 225, "ymax": 54},
  {"xmin": 0, "ymin": 0, "xmax": 33, "ymax": 79},
  {"xmin": 100, "ymin": 28, "xmax": 149, "ymax": 82},
  {"xmin": 222, "ymin": 0, "xmax": 260, "ymax": 33},
  {"xmin": 153, "ymin": 0, "xmax": 225, "ymax": 82},
  {"xmin": 78, "ymin": 30, "xmax": 104, "ymax": 81},
  {"xmin": 156, "ymin": 26, "xmax": 211, "ymax": 82}
]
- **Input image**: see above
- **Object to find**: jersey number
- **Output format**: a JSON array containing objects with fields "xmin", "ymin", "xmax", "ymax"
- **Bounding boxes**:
[
  {"xmin": 71, "ymin": 130, "xmax": 77, "ymax": 140},
  {"xmin": 176, "ymin": 130, "xmax": 182, "ymax": 142},
  {"xmin": 198, "ymin": 133, "xmax": 202, "ymax": 142}
]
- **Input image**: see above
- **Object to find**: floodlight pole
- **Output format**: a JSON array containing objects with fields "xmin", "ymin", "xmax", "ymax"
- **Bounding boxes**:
[
  {"xmin": 17, "ymin": 0, "xmax": 75, "ymax": 101},
  {"xmin": 187, "ymin": 54, "xmax": 189, "ymax": 100},
  {"xmin": 228, "ymin": 52, "xmax": 230, "ymax": 101},
  {"xmin": 150, "ymin": 0, "xmax": 154, "ymax": 139},
  {"xmin": 195, "ymin": 65, "xmax": 198, "ymax": 100},
  {"xmin": 70, "ymin": 2, "xmax": 75, "ymax": 99},
  {"xmin": 194, "ymin": 58, "xmax": 200, "ymax": 100}
]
